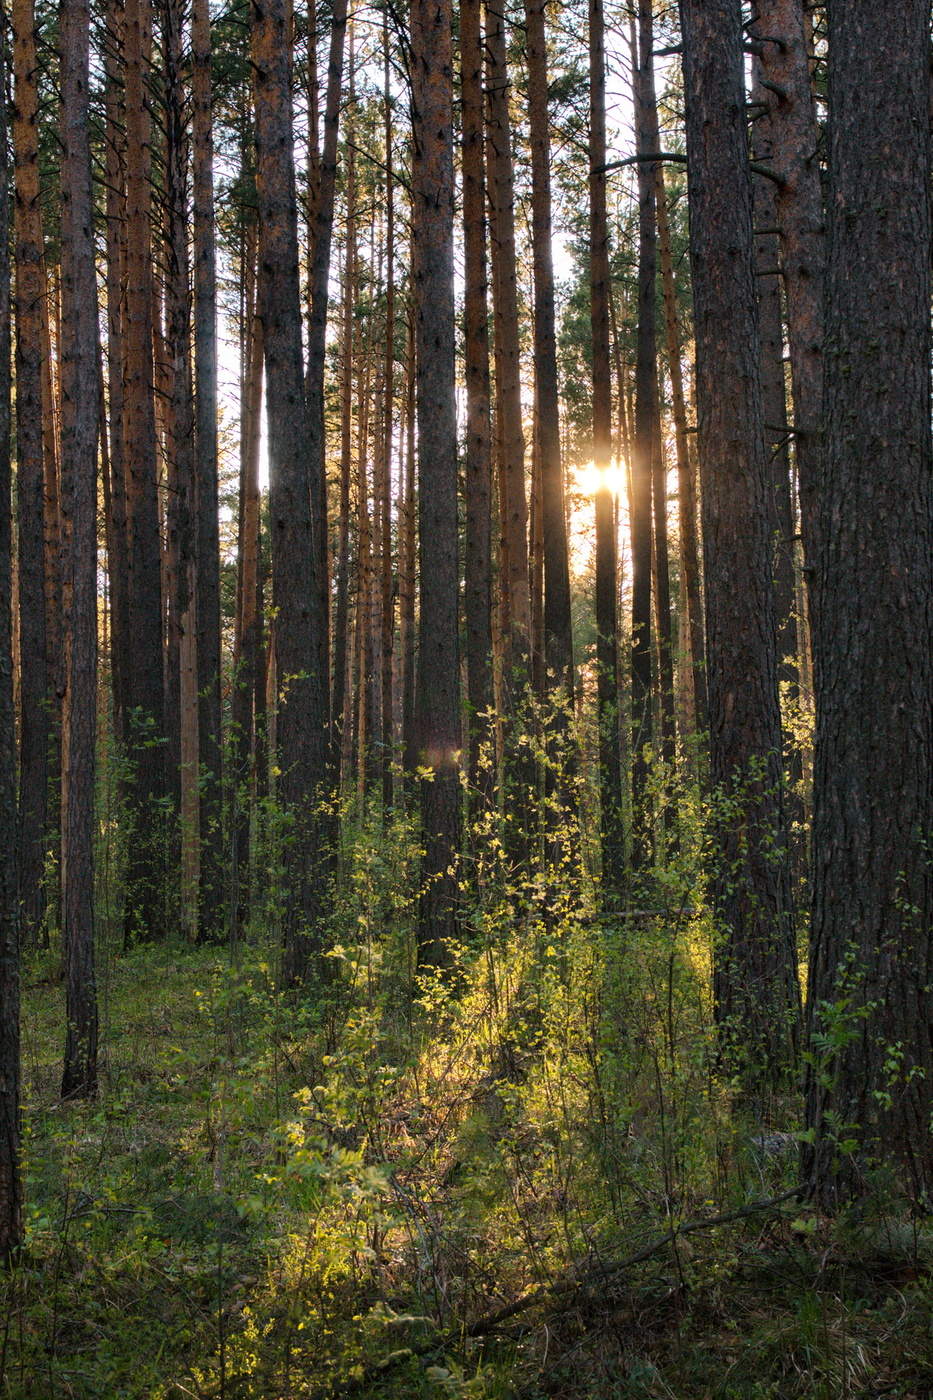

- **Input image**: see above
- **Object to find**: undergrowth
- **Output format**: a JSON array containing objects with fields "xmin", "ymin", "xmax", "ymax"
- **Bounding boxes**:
[{"xmin": 3, "ymin": 798, "xmax": 931, "ymax": 1398}]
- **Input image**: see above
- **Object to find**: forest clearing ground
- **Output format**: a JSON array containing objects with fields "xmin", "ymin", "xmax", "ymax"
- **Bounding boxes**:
[{"xmin": 1, "ymin": 942, "xmax": 930, "ymax": 1399}]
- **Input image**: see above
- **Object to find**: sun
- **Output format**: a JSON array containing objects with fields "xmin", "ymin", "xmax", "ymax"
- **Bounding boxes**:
[{"xmin": 573, "ymin": 459, "xmax": 627, "ymax": 498}]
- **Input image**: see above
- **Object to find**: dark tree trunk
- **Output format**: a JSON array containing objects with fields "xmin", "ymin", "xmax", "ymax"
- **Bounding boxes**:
[
  {"xmin": 411, "ymin": 0, "xmax": 461, "ymax": 966},
  {"xmin": 525, "ymin": 0, "xmax": 573, "ymax": 710},
  {"xmin": 590, "ymin": 0, "xmax": 624, "ymax": 897},
  {"xmin": 252, "ymin": 0, "xmax": 331, "ymax": 985},
  {"xmin": 59, "ymin": 0, "xmax": 99, "ymax": 1099},
  {"xmin": 103, "ymin": 0, "xmax": 129, "ymax": 747},
  {"xmin": 192, "ymin": 0, "xmax": 224, "ymax": 941},
  {"xmin": 0, "ymin": 10, "xmax": 22, "ymax": 1255},
  {"xmin": 12, "ymin": 0, "xmax": 49, "ymax": 945},
  {"xmin": 305, "ymin": 0, "xmax": 347, "ymax": 766},
  {"xmin": 460, "ymin": 0, "xmax": 493, "ymax": 807},
  {"xmin": 804, "ymin": 0, "xmax": 933, "ymax": 1207},
  {"xmin": 485, "ymin": 0, "xmax": 529, "ymax": 687},
  {"xmin": 680, "ymin": 0, "xmax": 799, "ymax": 1085},
  {"xmin": 379, "ymin": 18, "xmax": 395, "ymax": 817},
  {"xmin": 750, "ymin": 0, "xmax": 823, "ymax": 614},
  {"xmin": 123, "ymin": 0, "xmax": 167, "ymax": 942}
]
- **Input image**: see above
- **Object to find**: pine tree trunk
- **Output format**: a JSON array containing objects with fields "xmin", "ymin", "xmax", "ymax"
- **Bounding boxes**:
[
  {"xmin": 103, "ymin": 0, "xmax": 130, "ymax": 747},
  {"xmin": 12, "ymin": 0, "xmax": 49, "ymax": 945},
  {"xmin": 460, "ymin": 0, "xmax": 493, "ymax": 807},
  {"xmin": 805, "ymin": 0, "xmax": 933, "ymax": 1207},
  {"xmin": 629, "ymin": 3, "xmax": 661, "ymax": 855},
  {"xmin": 655, "ymin": 165, "xmax": 706, "ymax": 734},
  {"xmin": 749, "ymin": 0, "xmax": 823, "ymax": 613},
  {"xmin": 525, "ymin": 0, "xmax": 573, "ymax": 710},
  {"xmin": 680, "ymin": 0, "xmax": 799, "ymax": 1085},
  {"xmin": 252, "ymin": 0, "xmax": 331, "ymax": 985},
  {"xmin": 192, "ymin": 0, "xmax": 224, "ymax": 941},
  {"xmin": 305, "ymin": 0, "xmax": 347, "ymax": 765},
  {"xmin": 411, "ymin": 0, "xmax": 461, "ymax": 966},
  {"xmin": 59, "ymin": 0, "xmax": 99, "ymax": 1099},
  {"xmin": 590, "ymin": 0, "xmax": 624, "ymax": 897},
  {"xmin": 379, "ymin": 19, "xmax": 395, "ymax": 817},
  {"xmin": 0, "ymin": 10, "xmax": 22, "ymax": 1253},
  {"xmin": 485, "ymin": 0, "xmax": 529, "ymax": 688},
  {"xmin": 123, "ymin": 0, "xmax": 167, "ymax": 942}
]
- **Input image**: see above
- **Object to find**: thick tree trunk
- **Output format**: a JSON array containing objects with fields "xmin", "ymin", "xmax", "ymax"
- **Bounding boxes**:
[
  {"xmin": 12, "ymin": 0, "xmax": 49, "ymax": 945},
  {"xmin": 252, "ymin": 0, "xmax": 330, "ymax": 985},
  {"xmin": 485, "ymin": 0, "xmax": 529, "ymax": 688},
  {"xmin": 805, "ymin": 0, "xmax": 933, "ymax": 1207},
  {"xmin": 103, "ymin": 0, "xmax": 130, "ymax": 747},
  {"xmin": 749, "ymin": 0, "xmax": 823, "ymax": 613},
  {"xmin": 192, "ymin": 0, "xmax": 224, "ymax": 941},
  {"xmin": 411, "ymin": 0, "xmax": 461, "ymax": 966},
  {"xmin": 305, "ymin": 0, "xmax": 347, "ymax": 765},
  {"xmin": 59, "ymin": 0, "xmax": 99, "ymax": 1099},
  {"xmin": 460, "ymin": 0, "xmax": 493, "ymax": 806},
  {"xmin": 525, "ymin": 0, "xmax": 573, "ymax": 710},
  {"xmin": 590, "ymin": 0, "xmax": 624, "ymax": 897},
  {"xmin": 0, "ymin": 12, "xmax": 22, "ymax": 1254},
  {"xmin": 680, "ymin": 0, "xmax": 799, "ymax": 1085},
  {"xmin": 123, "ymin": 0, "xmax": 167, "ymax": 942}
]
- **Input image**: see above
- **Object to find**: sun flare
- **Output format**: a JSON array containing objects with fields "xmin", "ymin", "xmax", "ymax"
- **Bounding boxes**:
[{"xmin": 573, "ymin": 459, "xmax": 627, "ymax": 498}]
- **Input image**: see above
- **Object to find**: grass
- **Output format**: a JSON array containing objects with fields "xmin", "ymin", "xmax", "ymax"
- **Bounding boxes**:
[{"xmin": 3, "ymin": 931, "xmax": 931, "ymax": 1399}]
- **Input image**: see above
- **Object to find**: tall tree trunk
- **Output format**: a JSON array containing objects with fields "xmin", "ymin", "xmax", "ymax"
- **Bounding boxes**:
[
  {"xmin": 305, "ymin": 0, "xmax": 347, "ymax": 763},
  {"xmin": 379, "ymin": 18, "xmax": 395, "ymax": 817},
  {"xmin": 805, "ymin": 0, "xmax": 933, "ymax": 1207},
  {"xmin": 12, "ymin": 0, "xmax": 49, "ymax": 945},
  {"xmin": 252, "ymin": 0, "xmax": 330, "ymax": 985},
  {"xmin": 0, "ymin": 9, "xmax": 22, "ymax": 1254},
  {"xmin": 750, "ymin": 61, "xmax": 797, "ymax": 684},
  {"xmin": 680, "ymin": 0, "xmax": 799, "ymax": 1085},
  {"xmin": 59, "ymin": 0, "xmax": 99, "ymax": 1099},
  {"xmin": 485, "ymin": 0, "xmax": 529, "ymax": 690},
  {"xmin": 161, "ymin": 0, "xmax": 198, "ymax": 935},
  {"xmin": 400, "ymin": 303, "xmax": 418, "ymax": 786},
  {"xmin": 590, "ymin": 0, "xmax": 624, "ymax": 897},
  {"xmin": 630, "ymin": 2, "xmax": 666, "ymax": 859},
  {"xmin": 123, "ymin": 0, "xmax": 166, "ymax": 941},
  {"xmin": 655, "ymin": 165, "xmax": 707, "ymax": 734},
  {"xmin": 411, "ymin": 0, "xmax": 461, "ymax": 966},
  {"xmin": 103, "ymin": 0, "xmax": 130, "ymax": 747},
  {"xmin": 192, "ymin": 0, "xmax": 224, "ymax": 941},
  {"xmin": 231, "ymin": 221, "xmax": 262, "ymax": 942},
  {"xmin": 460, "ymin": 0, "xmax": 493, "ymax": 807},
  {"xmin": 749, "ymin": 0, "xmax": 823, "ymax": 613},
  {"xmin": 525, "ymin": 0, "xmax": 573, "ymax": 711},
  {"xmin": 331, "ymin": 141, "xmax": 355, "ymax": 788}
]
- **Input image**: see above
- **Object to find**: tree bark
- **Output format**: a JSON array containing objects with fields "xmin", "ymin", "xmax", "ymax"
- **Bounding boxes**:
[
  {"xmin": 590, "ymin": 0, "xmax": 624, "ymax": 897},
  {"xmin": 252, "ymin": 0, "xmax": 331, "ymax": 985},
  {"xmin": 680, "ymin": 0, "xmax": 799, "ymax": 1085},
  {"xmin": 411, "ymin": 0, "xmax": 461, "ymax": 966},
  {"xmin": 460, "ymin": 0, "xmax": 493, "ymax": 807},
  {"xmin": 805, "ymin": 0, "xmax": 933, "ymax": 1207},
  {"xmin": 192, "ymin": 0, "xmax": 224, "ymax": 941},
  {"xmin": 12, "ymin": 0, "xmax": 49, "ymax": 945},
  {"xmin": 59, "ymin": 0, "xmax": 99, "ymax": 1099},
  {"xmin": 655, "ymin": 165, "xmax": 706, "ymax": 735},
  {"xmin": 0, "ymin": 8, "xmax": 22, "ymax": 1254},
  {"xmin": 525, "ymin": 0, "xmax": 573, "ymax": 710},
  {"xmin": 123, "ymin": 0, "xmax": 167, "ymax": 942}
]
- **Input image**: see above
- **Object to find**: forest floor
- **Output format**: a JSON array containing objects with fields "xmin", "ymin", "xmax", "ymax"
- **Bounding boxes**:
[{"xmin": 3, "ymin": 937, "xmax": 931, "ymax": 1399}]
